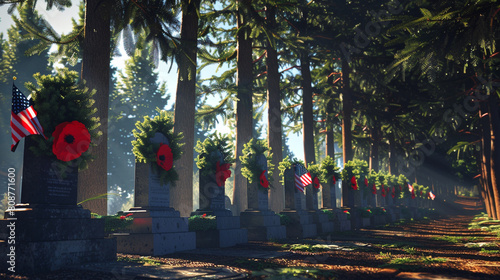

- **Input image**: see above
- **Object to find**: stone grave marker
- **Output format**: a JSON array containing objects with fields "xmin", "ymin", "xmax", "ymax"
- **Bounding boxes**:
[
  {"xmin": 307, "ymin": 178, "xmax": 334, "ymax": 234},
  {"xmin": 0, "ymin": 137, "xmax": 116, "ymax": 274},
  {"xmin": 240, "ymin": 154, "xmax": 286, "ymax": 241},
  {"xmin": 191, "ymin": 149, "xmax": 247, "ymax": 248},
  {"xmin": 115, "ymin": 133, "xmax": 195, "ymax": 255},
  {"xmin": 280, "ymin": 165, "xmax": 318, "ymax": 238}
]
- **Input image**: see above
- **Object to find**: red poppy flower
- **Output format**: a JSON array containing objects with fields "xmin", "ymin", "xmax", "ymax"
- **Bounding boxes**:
[
  {"xmin": 52, "ymin": 121, "xmax": 91, "ymax": 161},
  {"xmin": 364, "ymin": 178, "xmax": 368, "ymax": 187},
  {"xmin": 411, "ymin": 189, "xmax": 416, "ymax": 199},
  {"xmin": 350, "ymin": 176, "xmax": 358, "ymax": 190},
  {"xmin": 332, "ymin": 176, "xmax": 336, "ymax": 184},
  {"xmin": 259, "ymin": 170, "xmax": 269, "ymax": 188},
  {"xmin": 156, "ymin": 143, "xmax": 173, "ymax": 171},
  {"xmin": 120, "ymin": 216, "xmax": 126, "ymax": 220},
  {"xmin": 125, "ymin": 213, "xmax": 133, "ymax": 217},
  {"xmin": 313, "ymin": 177, "xmax": 320, "ymax": 189},
  {"xmin": 215, "ymin": 161, "xmax": 231, "ymax": 187},
  {"xmin": 202, "ymin": 213, "xmax": 207, "ymax": 218},
  {"xmin": 381, "ymin": 186, "xmax": 386, "ymax": 197},
  {"xmin": 372, "ymin": 183, "xmax": 377, "ymax": 195}
]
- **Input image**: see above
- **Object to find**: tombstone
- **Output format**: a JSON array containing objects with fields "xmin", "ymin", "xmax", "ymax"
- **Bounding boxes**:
[
  {"xmin": 114, "ymin": 133, "xmax": 195, "ymax": 255},
  {"xmin": 321, "ymin": 179, "xmax": 336, "ymax": 209},
  {"xmin": 191, "ymin": 149, "xmax": 247, "ymax": 248},
  {"xmin": 280, "ymin": 166, "xmax": 318, "ymax": 238},
  {"xmin": 0, "ymin": 137, "xmax": 116, "ymax": 274},
  {"xmin": 307, "ymin": 180, "xmax": 334, "ymax": 234},
  {"xmin": 240, "ymin": 154, "xmax": 286, "ymax": 241}
]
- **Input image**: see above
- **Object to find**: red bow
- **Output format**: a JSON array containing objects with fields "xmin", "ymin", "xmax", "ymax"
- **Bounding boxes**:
[
  {"xmin": 215, "ymin": 161, "xmax": 231, "ymax": 187},
  {"xmin": 313, "ymin": 177, "xmax": 320, "ymax": 189},
  {"xmin": 259, "ymin": 170, "xmax": 269, "ymax": 188},
  {"xmin": 351, "ymin": 176, "xmax": 358, "ymax": 190}
]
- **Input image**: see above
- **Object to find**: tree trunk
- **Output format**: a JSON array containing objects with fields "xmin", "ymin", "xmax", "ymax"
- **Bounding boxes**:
[
  {"xmin": 78, "ymin": 0, "xmax": 111, "ymax": 215},
  {"xmin": 301, "ymin": 53, "xmax": 315, "ymax": 166},
  {"xmin": 341, "ymin": 59, "xmax": 353, "ymax": 207},
  {"xmin": 369, "ymin": 120, "xmax": 379, "ymax": 172},
  {"xmin": 266, "ymin": 5, "xmax": 284, "ymax": 213},
  {"xmin": 233, "ymin": 0, "xmax": 253, "ymax": 214},
  {"xmin": 480, "ymin": 101, "xmax": 497, "ymax": 219},
  {"xmin": 488, "ymin": 93, "xmax": 500, "ymax": 219},
  {"xmin": 172, "ymin": 0, "xmax": 200, "ymax": 217},
  {"xmin": 388, "ymin": 133, "xmax": 397, "ymax": 174},
  {"xmin": 325, "ymin": 97, "xmax": 335, "ymax": 158}
]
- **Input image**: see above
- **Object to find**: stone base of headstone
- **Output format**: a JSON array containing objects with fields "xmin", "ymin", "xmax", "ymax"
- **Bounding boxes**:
[
  {"xmin": 391, "ymin": 207, "xmax": 401, "ymax": 221},
  {"xmin": 240, "ymin": 210, "xmax": 286, "ymax": 241},
  {"xmin": 280, "ymin": 210, "xmax": 317, "ymax": 239},
  {"xmin": 331, "ymin": 209, "xmax": 351, "ymax": 231},
  {"xmin": 0, "ymin": 204, "xmax": 116, "ymax": 274},
  {"xmin": 310, "ymin": 210, "xmax": 334, "ymax": 234},
  {"xmin": 370, "ymin": 215, "xmax": 387, "ymax": 227},
  {"xmin": 191, "ymin": 212, "xmax": 248, "ymax": 248},
  {"xmin": 114, "ymin": 208, "xmax": 195, "ymax": 256},
  {"xmin": 412, "ymin": 207, "xmax": 423, "ymax": 220}
]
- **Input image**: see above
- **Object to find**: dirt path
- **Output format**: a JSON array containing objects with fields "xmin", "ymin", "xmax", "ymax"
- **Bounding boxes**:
[{"xmin": 2, "ymin": 197, "xmax": 499, "ymax": 279}]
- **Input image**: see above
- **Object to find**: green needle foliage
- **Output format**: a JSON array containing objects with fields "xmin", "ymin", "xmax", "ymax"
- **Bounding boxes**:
[
  {"xmin": 195, "ymin": 133, "xmax": 235, "ymax": 177},
  {"xmin": 26, "ymin": 69, "xmax": 100, "ymax": 170},
  {"xmin": 131, "ymin": 110, "xmax": 183, "ymax": 186},
  {"xmin": 319, "ymin": 155, "xmax": 341, "ymax": 184},
  {"xmin": 240, "ymin": 138, "xmax": 274, "ymax": 185}
]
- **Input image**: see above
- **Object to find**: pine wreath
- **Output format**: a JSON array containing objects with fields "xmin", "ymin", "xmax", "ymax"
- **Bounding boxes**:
[
  {"xmin": 131, "ymin": 110, "xmax": 183, "ymax": 186},
  {"xmin": 319, "ymin": 156, "xmax": 341, "ymax": 185},
  {"xmin": 25, "ymin": 70, "xmax": 101, "ymax": 170},
  {"xmin": 195, "ymin": 133, "xmax": 235, "ymax": 177},
  {"xmin": 240, "ymin": 138, "xmax": 274, "ymax": 187}
]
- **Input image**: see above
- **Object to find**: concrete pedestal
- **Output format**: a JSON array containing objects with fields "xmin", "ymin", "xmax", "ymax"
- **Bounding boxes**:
[
  {"xmin": 114, "ymin": 208, "xmax": 195, "ymax": 255},
  {"xmin": 240, "ymin": 210, "xmax": 286, "ymax": 241},
  {"xmin": 280, "ymin": 210, "xmax": 317, "ymax": 239},
  {"xmin": 0, "ymin": 205, "xmax": 116, "ymax": 274}
]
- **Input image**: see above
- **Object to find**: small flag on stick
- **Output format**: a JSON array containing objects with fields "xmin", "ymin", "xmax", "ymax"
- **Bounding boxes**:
[
  {"xmin": 294, "ymin": 164, "xmax": 312, "ymax": 193},
  {"xmin": 10, "ymin": 83, "xmax": 46, "ymax": 152},
  {"xmin": 429, "ymin": 191, "xmax": 436, "ymax": 200}
]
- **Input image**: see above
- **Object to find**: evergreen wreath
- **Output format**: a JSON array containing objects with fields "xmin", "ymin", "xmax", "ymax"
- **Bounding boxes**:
[
  {"xmin": 26, "ymin": 70, "xmax": 101, "ymax": 170},
  {"xmin": 278, "ymin": 156, "xmax": 306, "ymax": 185},
  {"xmin": 307, "ymin": 163, "xmax": 323, "ymax": 189},
  {"xmin": 132, "ymin": 110, "xmax": 183, "ymax": 186},
  {"xmin": 319, "ymin": 156, "xmax": 341, "ymax": 185},
  {"xmin": 240, "ymin": 138, "xmax": 274, "ymax": 187},
  {"xmin": 195, "ymin": 133, "xmax": 235, "ymax": 177}
]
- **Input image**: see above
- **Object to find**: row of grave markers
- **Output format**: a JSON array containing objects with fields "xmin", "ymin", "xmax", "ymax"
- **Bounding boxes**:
[{"xmin": 0, "ymin": 131, "xmax": 435, "ymax": 274}]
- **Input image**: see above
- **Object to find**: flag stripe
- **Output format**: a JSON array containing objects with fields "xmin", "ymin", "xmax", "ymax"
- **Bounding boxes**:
[
  {"xmin": 17, "ymin": 111, "xmax": 38, "ymax": 134},
  {"xmin": 10, "ymin": 83, "xmax": 46, "ymax": 152},
  {"xmin": 11, "ymin": 113, "xmax": 31, "ymax": 137}
]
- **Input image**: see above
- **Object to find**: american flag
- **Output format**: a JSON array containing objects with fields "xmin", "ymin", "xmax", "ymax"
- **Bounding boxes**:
[
  {"xmin": 429, "ymin": 191, "xmax": 436, "ymax": 200},
  {"xmin": 408, "ymin": 183, "xmax": 413, "ymax": 193},
  {"xmin": 294, "ymin": 163, "xmax": 312, "ymax": 193},
  {"xmin": 11, "ymin": 84, "xmax": 46, "ymax": 152}
]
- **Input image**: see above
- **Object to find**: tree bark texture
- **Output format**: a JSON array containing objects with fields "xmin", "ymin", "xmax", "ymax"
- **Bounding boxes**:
[
  {"xmin": 233, "ymin": 0, "xmax": 254, "ymax": 214},
  {"xmin": 341, "ymin": 59, "xmax": 353, "ymax": 207},
  {"xmin": 78, "ymin": 0, "xmax": 111, "ymax": 215},
  {"xmin": 172, "ymin": 0, "xmax": 201, "ymax": 216},
  {"xmin": 301, "ymin": 54, "xmax": 315, "ymax": 166},
  {"xmin": 266, "ymin": 5, "xmax": 284, "ymax": 213}
]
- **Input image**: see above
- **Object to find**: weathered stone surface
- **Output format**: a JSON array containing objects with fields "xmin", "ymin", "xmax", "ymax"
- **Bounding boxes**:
[
  {"xmin": 0, "ymin": 216, "xmax": 105, "ymax": 241},
  {"xmin": 195, "ymin": 228, "xmax": 248, "ymax": 248},
  {"xmin": 0, "ymin": 236, "xmax": 115, "ymax": 274},
  {"xmin": 240, "ymin": 210, "xmax": 281, "ymax": 227},
  {"xmin": 20, "ymin": 152, "xmax": 78, "ymax": 206},
  {"xmin": 115, "ymin": 232, "xmax": 196, "ymax": 255},
  {"xmin": 279, "ymin": 210, "xmax": 318, "ymax": 238},
  {"xmin": 240, "ymin": 210, "xmax": 285, "ymax": 241},
  {"xmin": 245, "ymin": 225, "xmax": 286, "ymax": 241}
]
